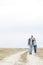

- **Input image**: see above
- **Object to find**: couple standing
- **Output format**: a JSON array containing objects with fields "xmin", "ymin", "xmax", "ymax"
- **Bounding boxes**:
[{"xmin": 28, "ymin": 35, "xmax": 37, "ymax": 54}]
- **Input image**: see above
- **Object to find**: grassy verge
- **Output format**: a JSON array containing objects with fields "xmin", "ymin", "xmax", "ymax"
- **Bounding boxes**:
[
  {"xmin": 0, "ymin": 48, "xmax": 25, "ymax": 60},
  {"xmin": 37, "ymin": 48, "xmax": 43, "ymax": 59},
  {"xmin": 20, "ymin": 51, "xmax": 28, "ymax": 63}
]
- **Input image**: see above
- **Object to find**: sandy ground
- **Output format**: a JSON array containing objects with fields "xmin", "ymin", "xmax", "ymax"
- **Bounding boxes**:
[
  {"xmin": 26, "ymin": 52, "xmax": 43, "ymax": 65},
  {"xmin": 0, "ymin": 51, "xmax": 26, "ymax": 65},
  {"xmin": 0, "ymin": 50, "xmax": 43, "ymax": 65}
]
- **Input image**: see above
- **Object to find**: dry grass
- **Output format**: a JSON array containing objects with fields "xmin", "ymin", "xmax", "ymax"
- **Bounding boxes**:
[
  {"xmin": 37, "ymin": 48, "xmax": 43, "ymax": 59},
  {"xmin": 0, "ymin": 48, "xmax": 25, "ymax": 60}
]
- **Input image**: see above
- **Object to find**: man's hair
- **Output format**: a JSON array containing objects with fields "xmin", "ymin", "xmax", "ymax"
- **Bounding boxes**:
[{"xmin": 31, "ymin": 35, "xmax": 33, "ymax": 38}]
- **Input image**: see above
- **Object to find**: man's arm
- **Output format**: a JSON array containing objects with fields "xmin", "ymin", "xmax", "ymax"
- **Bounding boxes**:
[{"xmin": 28, "ymin": 38, "xmax": 30, "ymax": 45}]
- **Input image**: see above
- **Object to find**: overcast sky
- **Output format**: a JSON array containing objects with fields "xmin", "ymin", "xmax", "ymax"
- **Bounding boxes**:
[{"xmin": 0, "ymin": 0, "xmax": 43, "ymax": 48}]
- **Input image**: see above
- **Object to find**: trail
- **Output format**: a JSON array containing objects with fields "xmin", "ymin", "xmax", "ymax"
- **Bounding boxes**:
[
  {"xmin": 0, "ymin": 51, "xmax": 27, "ymax": 65},
  {"xmin": 0, "ymin": 50, "xmax": 43, "ymax": 65},
  {"xmin": 26, "ymin": 52, "xmax": 43, "ymax": 65}
]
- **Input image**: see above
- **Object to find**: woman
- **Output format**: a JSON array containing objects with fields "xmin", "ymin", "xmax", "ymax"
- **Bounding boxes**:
[{"xmin": 33, "ymin": 38, "xmax": 37, "ymax": 54}]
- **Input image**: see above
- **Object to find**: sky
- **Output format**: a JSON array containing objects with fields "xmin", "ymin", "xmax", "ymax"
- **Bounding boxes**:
[{"xmin": 0, "ymin": 0, "xmax": 43, "ymax": 48}]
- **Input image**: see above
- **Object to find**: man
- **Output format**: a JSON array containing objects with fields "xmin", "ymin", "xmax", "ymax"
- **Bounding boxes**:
[{"xmin": 28, "ymin": 35, "xmax": 33, "ymax": 54}]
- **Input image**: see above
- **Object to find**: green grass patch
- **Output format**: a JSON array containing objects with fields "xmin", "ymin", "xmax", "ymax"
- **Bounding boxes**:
[{"xmin": 20, "ymin": 51, "xmax": 28, "ymax": 63}]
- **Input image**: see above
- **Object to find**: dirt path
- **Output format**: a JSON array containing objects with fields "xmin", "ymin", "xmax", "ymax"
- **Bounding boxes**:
[
  {"xmin": 0, "ymin": 51, "xmax": 27, "ymax": 65},
  {"xmin": 0, "ymin": 50, "xmax": 43, "ymax": 65},
  {"xmin": 26, "ymin": 52, "xmax": 43, "ymax": 65},
  {"xmin": 14, "ymin": 51, "xmax": 43, "ymax": 65}
]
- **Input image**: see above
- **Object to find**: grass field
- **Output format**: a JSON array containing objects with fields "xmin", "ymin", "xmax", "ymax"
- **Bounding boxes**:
[
  {"xmin": 0, "ymin": 48, "xmax": 43, "ymax": 60},
  {"xmin": 37, "ymin": 48, "xmax": 43, "ymax": 59},
  {"xmin": 0, "ymin": 48, "xmax": 25, "ymax": 60}
]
